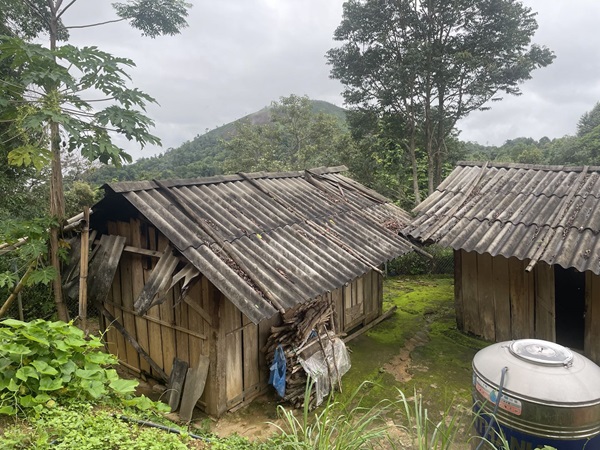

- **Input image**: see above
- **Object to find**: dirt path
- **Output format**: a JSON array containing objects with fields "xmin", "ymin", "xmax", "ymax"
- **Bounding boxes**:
[{"xmin": 382, "ymin": 316, "xmax": 432, "ymax": 383}]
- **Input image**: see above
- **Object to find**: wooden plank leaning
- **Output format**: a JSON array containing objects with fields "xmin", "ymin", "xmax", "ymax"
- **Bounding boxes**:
[
  {"xmin": 168, "ymin": 358, "xmax": 189, "ymax": 411},
  {"xmin": 179, "ymin": 355, "xmax": 210, "ymax": 422}
]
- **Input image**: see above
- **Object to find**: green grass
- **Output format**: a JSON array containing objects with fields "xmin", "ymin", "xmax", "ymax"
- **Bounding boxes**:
[{"xmin": 341, "ymin": 275, "xmax": 488, "ymax": 411}]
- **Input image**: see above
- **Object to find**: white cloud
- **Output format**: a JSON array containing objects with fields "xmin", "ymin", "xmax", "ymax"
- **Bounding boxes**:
[{"xmin": 59, "ymin": 0, "xmax": 600, "ymax": 157}]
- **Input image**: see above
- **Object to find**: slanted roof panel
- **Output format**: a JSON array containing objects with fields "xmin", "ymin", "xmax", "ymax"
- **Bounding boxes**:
[
  {"xmin": 97, "ymin": 167, "xmax": 413, "ymax": 323},
  {"xmin": 406, "ymin": 162, "xmax": 600, "ymax": 274}
]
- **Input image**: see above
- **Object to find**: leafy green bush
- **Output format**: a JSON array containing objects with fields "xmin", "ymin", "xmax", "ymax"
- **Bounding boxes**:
[
  {"xmin": 0, "ymin": 319, "xmax": 141, "ymax": 415},
  {"xmin": 387, "ymin": 245, "xmax": 454, "ymax": 276},
  {"xmin": 1, "ymin": 405, "xmax": 191, "ymax": 449}
]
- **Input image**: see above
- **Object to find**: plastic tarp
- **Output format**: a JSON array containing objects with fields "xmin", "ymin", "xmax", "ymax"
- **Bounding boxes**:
[
  {"xmin": 299, "ymin": 336, "xmax": 351, "ymax": 406},
  {"xmin": 269, "ymin": 344, "xmax": 287, "ymax": 397}
]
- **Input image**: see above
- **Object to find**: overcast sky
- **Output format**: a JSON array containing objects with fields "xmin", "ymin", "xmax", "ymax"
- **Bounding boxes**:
[{"xmin": 62, "ymin": 0, "xmax": 600, "ymax": 160}]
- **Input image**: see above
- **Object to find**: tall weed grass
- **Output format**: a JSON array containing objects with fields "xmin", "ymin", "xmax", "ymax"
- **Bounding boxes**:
[{"xmin": 269, "ymin": 381, "xmax": 391, "ymax": 449}]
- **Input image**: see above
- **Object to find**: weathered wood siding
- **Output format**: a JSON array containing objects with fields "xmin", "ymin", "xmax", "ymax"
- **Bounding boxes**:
[
  {"xmin": 337, "ymin": 270, "xmax": 383, "ymax": 333},
  {"xmin": 455, "ymin": 250, "xmax": 600, "ymax": 365},
  {"xmin": 585, "ymin": 271, "xmax": 600, "ymax": 364},
  {"xmin": 103, "ymin": 220, "xmax": 217, "ymax": 410},
  {"xmin": 102, "ymin": 219, "xmax": 385, "ymax": 415}
]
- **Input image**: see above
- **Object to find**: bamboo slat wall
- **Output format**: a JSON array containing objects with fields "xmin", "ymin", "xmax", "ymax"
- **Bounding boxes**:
[{"xmin": 455, "ymin": 249, "xmax": 600, "ymax": 365}]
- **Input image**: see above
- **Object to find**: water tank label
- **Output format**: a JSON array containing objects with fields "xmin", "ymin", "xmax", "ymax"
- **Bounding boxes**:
[{"xmin": 474, "ymin": 375, "xmax": 522, "ymax": 416}]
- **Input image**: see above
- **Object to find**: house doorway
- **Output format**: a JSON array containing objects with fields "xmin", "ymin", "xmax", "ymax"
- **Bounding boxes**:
[{"xmin": 554, "ymin": 266, "xmax": 585, "ymax": 350}]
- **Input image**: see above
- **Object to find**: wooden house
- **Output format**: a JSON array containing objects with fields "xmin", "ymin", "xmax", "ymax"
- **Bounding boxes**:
[
  {"xmin": 405, "ymin": 162, "xmax": 600, "ymax": 364},
  {"xmin": 75, "ymin": 166, "xmax": 414, "ymax": 416}
]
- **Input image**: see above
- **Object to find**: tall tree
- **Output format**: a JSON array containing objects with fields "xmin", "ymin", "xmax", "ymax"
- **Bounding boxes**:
[
  {"xmin": 327, "ymin": 0, "xmax": 554, "ymax": 203},
  {"xmin": 222, "ymin": 95, "xmax": 352, "ymax": 173},
  {"xmin": 0, "ymin": 0, "xmax": 190, "ymax": 320}
]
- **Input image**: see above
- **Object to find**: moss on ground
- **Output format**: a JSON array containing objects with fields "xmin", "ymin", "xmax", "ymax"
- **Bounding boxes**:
[{"xmin": 340, "ymin": 275, "xmax": 489, "ymax": 412}]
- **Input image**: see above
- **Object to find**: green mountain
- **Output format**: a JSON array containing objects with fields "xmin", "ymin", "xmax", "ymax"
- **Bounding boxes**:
[{"xmin": 85, "ymin": 100, "xmax": 347, "ymax": 184}]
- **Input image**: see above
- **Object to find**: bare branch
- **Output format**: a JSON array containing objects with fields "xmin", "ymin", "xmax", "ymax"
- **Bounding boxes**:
[
  {"xmin": 57, "ymin": 0, "xmax": 78, "ymax": 19},
  {"xmin": 66, "ymin": 18, "xmax": 127, "ymax": 30}
]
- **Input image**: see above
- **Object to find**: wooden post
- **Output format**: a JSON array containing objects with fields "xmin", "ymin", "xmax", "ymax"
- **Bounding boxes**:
[
  {"xmin": 0, "ymin": 263, "xmax": 35, "ymax": 318},
  {"xmin": 78, "ymin": 207, "xmax": 90, "ymax": 334}
]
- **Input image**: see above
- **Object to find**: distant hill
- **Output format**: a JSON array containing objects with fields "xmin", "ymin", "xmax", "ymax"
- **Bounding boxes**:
[{"xmin": 85, "ymin": 100, "xmax": 348, "ymax": 185}]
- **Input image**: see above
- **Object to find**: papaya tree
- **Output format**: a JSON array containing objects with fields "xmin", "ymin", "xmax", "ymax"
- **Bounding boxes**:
[{"xmin": 0, "ymin": 0, "xmax": 191, "ymax": 321}]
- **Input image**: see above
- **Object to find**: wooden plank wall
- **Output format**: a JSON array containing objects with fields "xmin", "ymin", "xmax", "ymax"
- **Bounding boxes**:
[
  {"xmin": 103, "ymin": 220, "xmax": 211, "ymax": 388},
  {"xmin": 585, "ymin": 271, "xmax": 600, "ymax": 364},
  {"xmin": 342, "ymin": 270, "xmax": 383, "ymax": 332},
  {"xmin": 535, "ymin": 262, "xmax": 555, "ymax": 341},
  {"xmin": 221, "ymin": 296, "xmax": 264, "ymax": 411},
  {"xmin": 461, "ymin": 251, "xmax": 480, "ymax": 336},
  {"xmin": 456, "ymin": 250, "xmax": 537, "ymax": 341},
  {"xmin": 477, "ymin": 253, "xmax": 495, "ymax": 341},
  {"xmin": 492, "ymin": 256, "xmax": 511, "ymax": 341}
]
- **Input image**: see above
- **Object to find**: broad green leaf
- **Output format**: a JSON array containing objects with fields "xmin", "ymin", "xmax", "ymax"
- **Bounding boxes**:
[
  {"xmin": 0, "ymin": 358, "xmax": 12, "ymax": 372},
  {"xmin": 16, "ymin": 366, "xmax": 39, "ymax": 381},
  {"xmin": 22, "ymin": 328, "xmax": 50, "ymax": 347},
  {"xmin": 75, "ymin": 368, "xmax": 103, "ymax": 380},
  {"xmin": 85, "ymin": 351, "xmax": 114, "ymax": 365},
  {"xmin": 81, "ymin": 380, "xmax": 106, "ymax": 399},
  {"xmin": 38, "ymin": 376, "xmax": 63, "ymax": 391},
  {"xmin": 0, "ymin": 343, "xmax": 33, "ymax": 356},
  {"xmin": 0, "ymin": 319, "xmax": 26, "ymax": 328},
  {"xmin": 65, "ymin": 336, "xmax": 87, "ymax": 348},
  {"xmin": 0, "ymin": 405, "xmax": 16, "ymax": 415},
  {"xmin": 31, "ymin": 360, "xmax": 58, "ymax": 376},
  {"xmin": 26, "ymin": 267, "xmax": 58, "ymax": 286},
  {"xmin": 60, "ymin": 360, "xmax": 77, "ymax": 376},
  {"xmin": 7, "ymin": 378, "xmax": 20, "ymax": 392},
  {"xmin": 109, "ymin": 378, "xmax": 138, "ymax": 395}
]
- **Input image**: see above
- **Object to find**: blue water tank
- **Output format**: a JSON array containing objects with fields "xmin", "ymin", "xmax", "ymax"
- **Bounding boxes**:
[{"xmin": 472, "ymin": 339, "xmax": 600, "ymax": 449}]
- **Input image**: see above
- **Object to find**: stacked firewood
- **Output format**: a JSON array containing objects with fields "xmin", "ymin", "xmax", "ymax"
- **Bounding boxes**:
[{"xmin": 263, "ymin": 297, "xmax": 337, "ymax": 408}]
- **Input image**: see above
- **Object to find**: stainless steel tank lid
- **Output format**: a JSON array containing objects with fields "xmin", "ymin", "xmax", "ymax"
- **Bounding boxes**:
[
  {"xmin": 509, "ymin": 339, "xmax": 574, "ymax": 366},
  {"xmin": 473, "ymin": 340, "xmax": 600, "ymax": 404}
]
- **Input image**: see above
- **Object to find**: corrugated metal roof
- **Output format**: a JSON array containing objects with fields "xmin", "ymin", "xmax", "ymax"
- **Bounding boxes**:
[
  {"xmin": 94, "ymin": 166, "xmax": 414, "ymax": 323},
  {"xmin": 405, "ymin": 162, "xmax": 600, "ymax": 275}
]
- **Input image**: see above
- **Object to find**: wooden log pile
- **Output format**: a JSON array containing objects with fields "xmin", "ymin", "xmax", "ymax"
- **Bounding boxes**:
[{"xmin": 263, "ymin": 296, "xmax": 339, "ymax": 408}]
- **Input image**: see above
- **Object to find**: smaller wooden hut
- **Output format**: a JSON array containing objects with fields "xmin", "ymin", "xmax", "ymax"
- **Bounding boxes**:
[
  {"xmin": 69, "ymin": 166, "xmax": 415, "ymax": 416},
  {"xmin": 405, "ymin": 162, "xmax": 600, "ymax": 364}
]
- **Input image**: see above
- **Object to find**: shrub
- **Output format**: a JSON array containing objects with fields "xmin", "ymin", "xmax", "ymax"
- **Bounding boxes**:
[{"xmin": 0, "ymin": 319, "xmax": 140, "ymax": 415}]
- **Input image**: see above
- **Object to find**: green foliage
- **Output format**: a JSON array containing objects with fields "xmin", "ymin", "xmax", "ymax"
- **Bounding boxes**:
[
  {"xmin": 222, "ymin": 95, "xmax": 352, "ymax": 173},
  {"xmin": 84, "ymin": 98, "xmax": 350, "ymax": 185},
  {"xmin": 328, "ymin": 0, "xmax": 554, "ymax": 196},
  {"xmin": 270, "ymin": 381, "xmax": 390, "ymax": 449},
  {"xmin": 65, "ymin": 181, "xmax": 100, "ymax": 217},
  {"xmin": 114, "ymin": 0, "xmax": 192, "ymax": 38},
  {"xmin": 0, "ymin": 38, "xmax": 162, "ymax": 167},
  {"xmin": 0, "ymin": 319, "xmax": 149, "ymax": 415},
  {"xmin": 1, "ymin": 405, "xmax": 191, "ymax": 449},
  {"xmin": 387, "ymin": 246, "xmax": 454, "ymax": 276},
  {"xmin": 0, "ymin": 0, "xmax": 61, "ymax": 38},
  {"xmin": 391, "ymin": 389, "xmax": 464, "ymax": 450},
  {"xmin": 577, "ymin": 102, "xmax": 600, "ymax": 137},
  {"xmin": 0, "ymin": 216, "xmax": 59, "ymax": 318}
]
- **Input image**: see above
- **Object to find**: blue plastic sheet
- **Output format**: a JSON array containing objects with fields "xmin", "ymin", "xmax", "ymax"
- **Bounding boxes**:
[{"xmin": 269, "ymin": 344, "xmax": 287, "ymax": 397}]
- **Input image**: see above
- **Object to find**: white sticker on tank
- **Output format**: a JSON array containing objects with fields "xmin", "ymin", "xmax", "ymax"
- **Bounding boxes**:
[{"xmin": 474, "ymin": 375, "xmax": 522, "ymax": 416}]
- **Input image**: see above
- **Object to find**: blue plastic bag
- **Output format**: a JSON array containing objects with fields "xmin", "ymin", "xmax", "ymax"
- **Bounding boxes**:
[{"xmin": 269, "ymin": 344, "xmax": 287, "ymax": 397}]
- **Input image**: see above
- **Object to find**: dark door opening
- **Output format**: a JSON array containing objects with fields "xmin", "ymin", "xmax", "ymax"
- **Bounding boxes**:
[{"xmin": 554, "ymin": 266, "xmax": 585, "ymax": 350}]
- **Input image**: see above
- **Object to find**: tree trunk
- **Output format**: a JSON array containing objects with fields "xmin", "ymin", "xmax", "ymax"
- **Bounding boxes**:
[
  {"xmin": 434, "ymin": 88, "xmax": 445, "ymax": 189},
  {"xmin": 425, "ymin": 104, "xmax": 435, "ymax": 197},
  {"xmin": 48, "ymin": 3, "xmax": 69, "ymax": 322},
  {"xmin": 408, "ymin": 120, "xmax": 421, "ymax": 206}
]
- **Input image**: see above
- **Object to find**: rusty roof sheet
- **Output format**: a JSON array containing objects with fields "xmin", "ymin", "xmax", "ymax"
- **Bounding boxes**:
[
  {"xmin": 405, "ymin": 162, "xmax": 600, "ymax": 274},
  {"xmin": 94, "ymin": 166, "xmax": 414, "ymax": 323}
]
